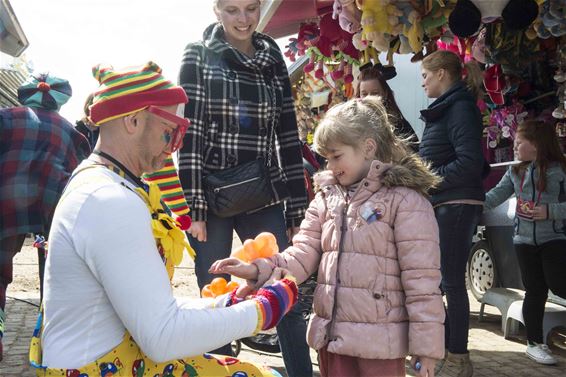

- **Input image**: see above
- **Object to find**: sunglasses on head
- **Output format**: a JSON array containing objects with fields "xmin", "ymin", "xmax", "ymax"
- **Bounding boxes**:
[{"xmin": 146, "ymin": 105, "xmax": 190, "ymax": 153}]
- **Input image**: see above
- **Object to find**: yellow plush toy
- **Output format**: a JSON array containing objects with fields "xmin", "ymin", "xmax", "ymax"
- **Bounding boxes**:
[{"xmin": 356, "ymin": 0, "xmax": 393, "ymax": 52}]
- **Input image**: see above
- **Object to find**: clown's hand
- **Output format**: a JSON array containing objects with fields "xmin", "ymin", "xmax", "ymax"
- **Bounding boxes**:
[
  {"xmin": 251, "ymin": 277, "xmax": 298, "ymax": 332},
  {"xmin": 261, "ymin": 267, "xmax": 294, "ymax": 287}
]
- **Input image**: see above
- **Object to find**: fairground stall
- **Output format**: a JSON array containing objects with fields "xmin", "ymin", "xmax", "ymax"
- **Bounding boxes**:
[{"xmin": 260, "ymin": 0, "xmax": 566, "ymax": 343}]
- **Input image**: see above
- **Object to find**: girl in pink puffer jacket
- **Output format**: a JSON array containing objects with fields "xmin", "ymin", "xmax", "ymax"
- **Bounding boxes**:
[{"xmin": 211, "ymin": 97, "xmax": 445, "ymax": 377}]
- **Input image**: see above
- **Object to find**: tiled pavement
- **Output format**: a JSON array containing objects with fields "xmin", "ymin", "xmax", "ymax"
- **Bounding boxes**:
[{"xmin": 2, "ymin": 243, "xmax": 566, "ymax": 376}]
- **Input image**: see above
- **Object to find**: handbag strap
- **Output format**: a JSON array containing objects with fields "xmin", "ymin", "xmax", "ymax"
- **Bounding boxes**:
[
  {"xmin": 267, "ymin": 80, "xmax": 276, "ymax": 168},
  {"xmin": 266, "ymin": 121, "xmax": 274, "ymax": 167}
]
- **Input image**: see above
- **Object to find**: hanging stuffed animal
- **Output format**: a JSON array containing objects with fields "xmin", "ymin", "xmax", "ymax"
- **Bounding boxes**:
[
  {"xmin": 356, "ymin": 0, "xmax": 393, "ymax": 52},
  {"xmin": 449, "ymin": 0, "xmax": 539, "ymax": 38},
  {"xmin": 331, "ymin": 29, "xmax": 360, "ymax": 83},
  {"xmin": 333, "ymin": 0, "xmax": 362, "ymax": 33},
  {"xmin": 421, "ymin": 0, "xmax": 455, "ymax": 39},
  {"xmin": 528, "ymin": 0, "xmax": 566, "ymax": 39},
  {"xmin": 285, "ymin": 23, "xmax": 319, "ymax": 62}
]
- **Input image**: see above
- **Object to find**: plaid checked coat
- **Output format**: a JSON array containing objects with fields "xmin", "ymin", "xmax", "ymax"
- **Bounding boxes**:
[
  {"xmin": 178, "ymin": 23, "xmax": 307, "ymax": 227},
  {"xmin": 0, "ymin": 107, "xmax": 90, "ymax": 240}
]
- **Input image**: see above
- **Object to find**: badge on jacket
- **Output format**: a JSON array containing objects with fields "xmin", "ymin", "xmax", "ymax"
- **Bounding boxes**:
[{"xmin": 360, "ymin": 202, "xmax": 384, "ymax": 224}]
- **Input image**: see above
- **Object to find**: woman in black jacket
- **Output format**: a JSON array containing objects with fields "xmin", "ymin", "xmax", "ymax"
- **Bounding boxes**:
[{"xmin": 418, "ymin": 50, "xmax": 485, "ymax": 377}]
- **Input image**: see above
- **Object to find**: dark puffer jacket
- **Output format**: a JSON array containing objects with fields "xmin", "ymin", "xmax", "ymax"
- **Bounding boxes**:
[{"xmin": 418, "ymin": 81, "xmax": 486, "ymax": 205}]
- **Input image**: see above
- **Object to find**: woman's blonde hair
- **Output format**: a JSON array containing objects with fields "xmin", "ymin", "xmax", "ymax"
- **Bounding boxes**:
[
  {"xmin": 213, "ymin": 0, "xmax": 261, "ymax": 10},
  {"xmin": 422, "ymin": 50, "xmax": 483, "ymax": 99},
  {"xmin": 314, "ymin": 96, "xmax": 411, "ymax": 163}
]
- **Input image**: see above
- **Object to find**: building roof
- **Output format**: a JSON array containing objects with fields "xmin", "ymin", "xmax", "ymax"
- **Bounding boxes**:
[
  {"xmin": 0, "ymin": 0, "xmax": 29, "ymax": 57},
  {"xmin": 0, "ymin": 68, "xmax": 25, "ymax": 108},
  {"xmin": 258, "ymin": 0, "xmax": 333, "ymax": 39}
]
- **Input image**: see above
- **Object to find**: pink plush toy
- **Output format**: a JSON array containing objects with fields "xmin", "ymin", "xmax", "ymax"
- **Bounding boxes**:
[{"xmin": 333, "ymin": 0, "xmax": 362, "ymax": 33}]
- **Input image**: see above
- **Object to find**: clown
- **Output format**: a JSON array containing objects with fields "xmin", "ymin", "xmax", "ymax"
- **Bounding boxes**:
[{"xmin": 28, "ymin": 62, "xmax": 298, "ymax": 377}]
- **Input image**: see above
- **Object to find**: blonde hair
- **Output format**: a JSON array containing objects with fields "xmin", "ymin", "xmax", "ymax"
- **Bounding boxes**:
[
  {"xmin": 213, "ymin": 0, "xmax": 261, "ymax": 10},
  {"xmin": 314, "ymin": 96, "xmax": 411, "ymax": 163},
  {"xmin": 314, "ymin": 96, "xmax": 441, "ymax": 195},
  {"xmin": 422, "ymin": 50, "xmax": 483, "ymax": 100}
]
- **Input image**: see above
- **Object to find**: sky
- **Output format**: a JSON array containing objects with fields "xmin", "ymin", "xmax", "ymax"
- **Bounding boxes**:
[
  {"xmin": 5, "ymin": 0, "xmax": 429, "ymax": 133},
  {"xmin": 8, "ymin": 0, "xmax": 220, "ymax": 120}
]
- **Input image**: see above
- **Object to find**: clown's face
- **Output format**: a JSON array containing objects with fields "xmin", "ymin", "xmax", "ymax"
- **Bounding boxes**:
[{"xmin": 138, "ymin": 105, "xmax": 182, "ymax": 173}]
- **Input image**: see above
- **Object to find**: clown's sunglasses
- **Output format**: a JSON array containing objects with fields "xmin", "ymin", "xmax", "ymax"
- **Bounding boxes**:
[{"xmin": 146, "ymin": 106, "xmax": 190, "ymax": 153}]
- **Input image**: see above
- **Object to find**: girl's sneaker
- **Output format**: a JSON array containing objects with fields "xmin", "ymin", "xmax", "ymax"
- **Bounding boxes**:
[{"xmin": 526, "ymin": 343, "xmax": 558, "ymax": 365}]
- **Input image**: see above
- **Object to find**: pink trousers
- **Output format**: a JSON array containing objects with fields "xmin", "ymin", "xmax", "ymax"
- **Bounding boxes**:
[{"xmin": 318, "ymin": 347, "xmax": 405, "ymax": 377}]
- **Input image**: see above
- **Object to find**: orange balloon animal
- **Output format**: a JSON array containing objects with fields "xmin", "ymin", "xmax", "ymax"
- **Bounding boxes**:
[
  {"xmin": 201, "ymin": 277, "xmax": 240, "ymax": 298},
  {"xmin": 230, "ymin": 232, "xmax": 279, "ymax": 263}
]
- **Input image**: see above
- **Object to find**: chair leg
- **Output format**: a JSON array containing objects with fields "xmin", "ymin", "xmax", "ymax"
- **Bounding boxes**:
[{"xmin": 478, "ymin": 302, "xmax": 486, "ymax": 322}]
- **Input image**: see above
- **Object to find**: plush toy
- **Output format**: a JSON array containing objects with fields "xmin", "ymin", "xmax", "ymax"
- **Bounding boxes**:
[
  {"xmin": 450, "ymin": 0, "xmax": 538, "ymax": 38},
  {"xmin": 284, "ymin": 23, "xmax": 319, "ymax": 62},
  {"xmin": 448, "ymin": 0, "xmax": 482, "ymax": 37},
  {"xmin": 471, "ymin": 27, "xmax": 487, "ymax": 63},
  {"xmin": 352, "ymin": 31, "xmax": 380, "ymax": 65},
  {"xmin": 470, "ymin": 0, "xmax": 510, "ymax": 23},
  {"xmin": 356, "ymin": 0, "xmax": 393, "ymax": 52},
  {"xmin": 388, "ymin": 0, "xmax": 424, "ymax": 54},
  {"xmin": 308, "ymin": 14, "xmax": 362, "ymax": 82},
  {"xmin": 501, "ymin": 0, "xmax": 540, "ymax": 30},
  {"xmin": 422, "ymin": 0, "xmax": 454, "ymax": 38},
  {"xmin": 529, "ymin": 0, "xmax": 566, "ymax": 39},
  {"xmin": 331, "ymin": 29, "xmax": 360, "ymax": 83},
  {"xmin": 333, "ymin": 0, "xmax": 362, "ymax": 33}
]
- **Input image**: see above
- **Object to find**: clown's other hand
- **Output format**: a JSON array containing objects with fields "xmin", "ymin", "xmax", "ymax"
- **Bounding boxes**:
[
  {"xmin": 261, "ymin": 267, "xmax": 294, "ymax": 287},
  {"xmin": 209, "ymin": 258, "xmax": 259, "ymax": 280},
  {"xmin": 251, "ymin": 277, "xmax": 298, "ymax": 331}
]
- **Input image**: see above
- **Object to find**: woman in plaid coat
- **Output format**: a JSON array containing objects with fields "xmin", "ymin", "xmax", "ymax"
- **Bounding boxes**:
[{"xmin": 178, "ymin": 0, "xmax": 311, "ymax": 375}]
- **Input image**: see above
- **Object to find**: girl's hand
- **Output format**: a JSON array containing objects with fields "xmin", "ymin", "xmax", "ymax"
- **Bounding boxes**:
[
  {"xmin": 209, "ymin": 258, "xmax": 259, "ymax": 280},
  {"xmin": 410, "ymin": 356, "xmax": 437, "ymax": 377},
  {"xmin": 531, "ymin": 204, "xmax": 548, "ymax": 221}
]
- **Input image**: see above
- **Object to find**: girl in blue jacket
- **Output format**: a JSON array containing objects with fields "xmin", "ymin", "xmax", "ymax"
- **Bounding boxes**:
[{"xmin": 485, "ymin": 120, "xmax": 566, "ymax": 365}]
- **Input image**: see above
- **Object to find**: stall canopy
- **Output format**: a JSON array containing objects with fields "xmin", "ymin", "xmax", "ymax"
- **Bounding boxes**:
[
  {"xmin": 0, "ymin": 0, "xmax": 29, "ymax": 57},
  {"xmin": 258, "ymin": 0, "xmax": 334, "ymax": 39}
]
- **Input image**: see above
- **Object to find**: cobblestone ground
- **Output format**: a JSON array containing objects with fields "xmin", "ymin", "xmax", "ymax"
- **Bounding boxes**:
[{"xmin": 2, "ymin": 237, "xmax": 565, "ymax": 376}]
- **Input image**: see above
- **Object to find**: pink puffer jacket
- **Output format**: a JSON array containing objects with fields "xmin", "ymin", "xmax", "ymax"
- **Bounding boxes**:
[{"xmin": 254, "ymin": 159, "xmax": 445, "ymax": 360}]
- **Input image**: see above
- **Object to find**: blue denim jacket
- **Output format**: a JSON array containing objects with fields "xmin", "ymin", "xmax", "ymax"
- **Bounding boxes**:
[{"xmin": 485, "ymin": 163, "xmax": 566, "ymax": 245}]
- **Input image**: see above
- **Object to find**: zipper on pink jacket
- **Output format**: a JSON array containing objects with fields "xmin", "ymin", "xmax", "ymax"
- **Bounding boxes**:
[{"xmin": 326, "ymin": 203, "xmax": 348, "ymax": 343}]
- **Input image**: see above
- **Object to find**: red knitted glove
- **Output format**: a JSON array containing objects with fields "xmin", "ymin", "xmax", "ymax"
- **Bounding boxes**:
[{"xmin": 251, "ymin": 278, "xmax": 298, "ymax": 331}]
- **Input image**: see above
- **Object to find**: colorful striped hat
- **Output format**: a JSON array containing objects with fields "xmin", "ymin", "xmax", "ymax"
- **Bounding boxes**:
[
  {"xmin": 89, "ymin": 61, "xmax": 188, "ymax": 125},
  {"xmin": 17, "ymin": 73, "xmax": 72, "ymax": 111}
]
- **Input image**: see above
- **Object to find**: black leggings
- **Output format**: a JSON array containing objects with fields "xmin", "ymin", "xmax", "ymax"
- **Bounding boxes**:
[{"xmin": 515, "ymin": 240, "xmax": 566, "ymax": 344}]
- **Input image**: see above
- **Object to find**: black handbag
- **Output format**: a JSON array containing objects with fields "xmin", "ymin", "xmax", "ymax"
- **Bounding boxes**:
[
  {"xmin": 203, "ymin": 158, "xmax": 274, "ymax": 218},
  {"xmin": 203, "ymin": 121, "xmax": 278, "ymax": 217}
]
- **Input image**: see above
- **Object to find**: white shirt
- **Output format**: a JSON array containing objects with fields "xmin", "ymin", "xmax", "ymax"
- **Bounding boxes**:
[{"xmin": 42, "ymin": 163, "xmax": 258, "ymax": 368}]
